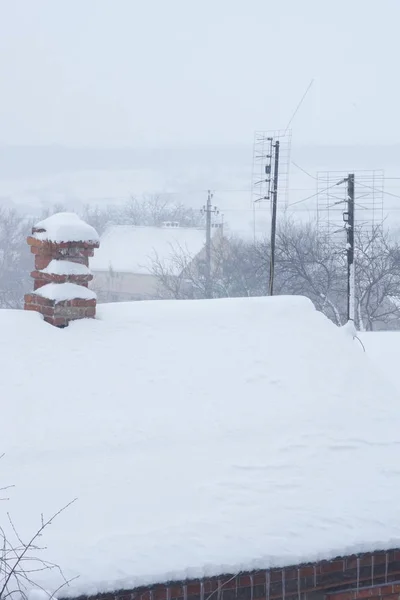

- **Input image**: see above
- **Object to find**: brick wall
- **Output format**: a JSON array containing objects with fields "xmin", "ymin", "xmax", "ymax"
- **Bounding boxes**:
[
  {"xmin": 328, "ymin": 582, "xmax": 400, "ymax": 600},
  {"xmin": 25, "ymin": 295, "xmax": 96, "ymax": 327},
  {"xmin": 68, "ymin": 550, "xmax": 400, "ymax": 600}
]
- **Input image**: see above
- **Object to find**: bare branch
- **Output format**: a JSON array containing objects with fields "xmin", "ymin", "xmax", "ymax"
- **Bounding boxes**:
[{"xmin": 1, "ymin": 495, "xmax": 78, "ymax": 600}]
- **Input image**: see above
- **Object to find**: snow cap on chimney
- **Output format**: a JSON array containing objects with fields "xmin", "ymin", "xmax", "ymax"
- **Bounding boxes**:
[{"xmin": 24, "ymin": 213, "xmax": 100, "ymax": 327}]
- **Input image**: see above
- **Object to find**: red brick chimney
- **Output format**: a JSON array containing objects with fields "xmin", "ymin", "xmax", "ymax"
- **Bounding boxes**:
[{"xmin": 24, "ymin": 213, "xmax": 100, "ymax": 327}]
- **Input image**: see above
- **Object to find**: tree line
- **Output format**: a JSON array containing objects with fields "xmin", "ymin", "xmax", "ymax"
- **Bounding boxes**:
[{"xmin": 148, "ymin": 208, "xmax": 400, "ymax": 331}]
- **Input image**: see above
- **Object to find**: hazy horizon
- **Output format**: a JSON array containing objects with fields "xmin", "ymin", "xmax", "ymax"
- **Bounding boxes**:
[
  {"xmin": 1, "ymin": 0, "xmax": 399, "ymax": 148},
  {"xmin": 1, "ymin": 0, "xmax": 400, "ymax": 234}
]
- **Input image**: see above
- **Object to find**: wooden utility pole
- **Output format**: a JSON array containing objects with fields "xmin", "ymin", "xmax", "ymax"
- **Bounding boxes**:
[
  {"xmin": 268, "ymin": 140, "xmax": 280, "ymax": 296},
  {"xmin": 201, "ymin": 191, "xmax": 219, "ymax": 299},
  {"xmin": 346, "ymin": 173, "xmax": 355, "ymax": 321}
]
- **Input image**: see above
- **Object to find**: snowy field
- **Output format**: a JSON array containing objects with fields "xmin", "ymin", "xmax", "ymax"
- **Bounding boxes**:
[{"xmin": 1, "ymin": 297, "xmax": 400, "ymax": 596}]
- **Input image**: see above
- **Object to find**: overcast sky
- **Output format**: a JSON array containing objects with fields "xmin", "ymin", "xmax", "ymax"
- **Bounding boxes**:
[{"xmin": 0, "ymin": 0, "xmax": 398, "ymax": 148}]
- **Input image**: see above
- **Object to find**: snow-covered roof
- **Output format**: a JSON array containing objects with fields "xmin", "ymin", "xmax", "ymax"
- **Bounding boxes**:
[
  {"xmin": 33, "ymin": 213, "xmax": 99, "ymax": 244},
  {"xmin": 90, "ymin": 225, "xmax": 206, "ymax": 274},
  {"xmin": 1, "ymin": 297, "xmax": 400, "ymax": 597}
]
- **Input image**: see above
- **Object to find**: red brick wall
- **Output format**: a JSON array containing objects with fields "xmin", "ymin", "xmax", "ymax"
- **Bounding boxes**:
[
  {"xmin": 328, "ymin": 583, "xmax": 400, "ymax": 600},
  {"xmin": 25, "ymin": 295, "xmax": 96, "ymax": 327}
]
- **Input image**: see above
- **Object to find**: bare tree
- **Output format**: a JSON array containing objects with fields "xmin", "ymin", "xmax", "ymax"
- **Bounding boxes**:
[
  {"xmin": 274, "ymin": 221, "xmax": 400, "ymax": 330},
  {"xmin": 1, "ymin": 462, "xmax": 77, "ymax": 600},
  {"xmin": 79, "ymin": 195, "xmax": 203, "ymax": 235},
  {"xmin": 151, "ymin": 235, "xmax": 266, "ymax": 300},
  {"xmin": 122, "ymin": 195, "xmax": 203, "ymax": 228},
  {"xmin": 0, "ymin": 209, "xmax": 31, "ymax": 309},
  {"xmin": 214, "ymin": 237, "xmax": 267, "ymax": 298},
  {"xmin": 150, "ymin": 219, "xmax": 400, "ymax": 330},
  {"xmin": 37, "ymin": 204, "xmax": 68, "ymax": 220},
  {"xmin": 150, "ymin": 244, "xmax": 206, "ymax": 300},
  {"xmin": 354, "ymin": 226, "xmax": 400, "ymax": 331},
  {"xmin": 275, "ymin": 221, "xmax": 345, "ymax": 325},
  {"xmin": 81, "ymin": 204, "xmax": 118, "ymax": 236},
  {"xmin": 275, "ymin": 221, "xmax": 400, "ymax": 330}
]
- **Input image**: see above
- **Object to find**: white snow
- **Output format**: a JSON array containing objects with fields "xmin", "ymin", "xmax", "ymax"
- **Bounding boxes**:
[
  {"xmin": 40, "ymin": 260, "xmax": 91, "ymax": 276},
  {"xmin": 1, "ymin": 296, "xmax": 400, "ymax": 597},
  {"xmin": 28, "ymin": 590, "xmax": 58, "ymax": 600},
  {"xmin": 361, "ymin": 331, "xmax": 400, "ymax": 394},
  {"xmin": 33, "ymin": 213, "xmax": 99, "ymax": 244},
  {"xmin": 91, "ymin": 225, "xmax": 206, "ymax": 274},
  {"xmin": 35, "ymin": 282, "xmax": 96, "ymax": 301},
  {"xmin": 341, "ymin": 319, "xmax": 357, "ymax": 339}
]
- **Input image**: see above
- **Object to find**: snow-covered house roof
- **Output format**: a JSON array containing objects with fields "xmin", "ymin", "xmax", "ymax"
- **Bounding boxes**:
[
  {"xmin": 1, "ymin": 296, "xmax": 400, "ymax": 597},
  {"xmin": 90, "ymin": 225, "xmax": 206, "ymax": 274}
]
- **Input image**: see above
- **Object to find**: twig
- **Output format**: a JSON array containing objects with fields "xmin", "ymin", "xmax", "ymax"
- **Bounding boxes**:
[
  {"xmin": 354, "ymin": 335, "xmax": 366, "ymax": 352},
  {"xmin": 0, "ymin": 499, "xmax": 77, "ymax": 599}
]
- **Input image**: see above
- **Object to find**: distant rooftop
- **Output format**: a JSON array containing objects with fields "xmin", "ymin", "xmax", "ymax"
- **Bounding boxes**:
[{"xmin": 91, "ymin": 224, "xmax": 206, "ymax": 274}]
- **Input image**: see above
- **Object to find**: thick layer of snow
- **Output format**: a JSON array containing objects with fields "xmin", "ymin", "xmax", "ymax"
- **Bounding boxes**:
[
  {"xmin": 1, "ymin": 297, "xmax": 400, "ymax": 597},
  {"xmin": 91, "ymin": 225, "xmax": 206, "ymax": 274},
  {"xmin": 361, "ymin": 331, "xmax": 400, "ymax": 394},
  {"xmin": 40, "ymin": 260, "xmax": 91, "ymax": 276},
  {"xmin": 35, "ymin": 282, "xmax": 96, "ymax": 301},
  {"xmin": 33, "ymin": 213, "xmax": 99, "ymax": 244}
]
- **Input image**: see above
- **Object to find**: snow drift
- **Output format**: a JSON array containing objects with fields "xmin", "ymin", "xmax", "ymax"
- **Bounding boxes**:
[{"xmin": 1, "ymin": 296, "xmax": 400, "ymax": 596}]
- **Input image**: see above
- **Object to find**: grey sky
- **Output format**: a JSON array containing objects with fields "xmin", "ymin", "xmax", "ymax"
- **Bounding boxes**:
[{"xmin": 0, "ymin": 0, "xmax": 398, "ymax": 147}]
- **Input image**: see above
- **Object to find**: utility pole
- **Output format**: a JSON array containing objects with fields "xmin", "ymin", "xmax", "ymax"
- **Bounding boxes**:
[
  {"xmin": 345, "ymin": 173, "xmax": 355, "ymax": 322},
  {"xmin": 268, "ymin": 140, "xmax": 280, "ymax": 296},
  {"xmin": 201, "ymin": 190, "xmax": 219, "ymax": 299}
]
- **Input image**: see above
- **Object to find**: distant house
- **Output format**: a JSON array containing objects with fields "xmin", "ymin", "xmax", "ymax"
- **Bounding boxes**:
[{"xmin": 90, "ymin": 222, "xmax": 222, "ymax": 302}]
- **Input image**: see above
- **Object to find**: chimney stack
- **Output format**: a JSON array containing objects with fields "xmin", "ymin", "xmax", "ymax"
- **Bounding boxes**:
[{"xmin": 24, "ymin": 213, "xmax": 100, "ymax": 327}]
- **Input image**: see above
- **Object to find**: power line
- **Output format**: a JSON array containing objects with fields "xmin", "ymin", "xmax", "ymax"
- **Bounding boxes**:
[
  {"xmin": 291, "ymin": 161, "xmax": 317, "ymax": 180},
  {"xmin": 284, "ymin": 79, "xmax": 314, "ymax": 133},
  {"xmin": 35, "ymin": 180, "xmax": 400, "ymax": 205},
  {"xmin": 356, "ymin": 180, "xmax": 400, "ymax": 201},
  {"xmin": 287, "ymin": 181, "xmax": 341, "ymax": 207}
]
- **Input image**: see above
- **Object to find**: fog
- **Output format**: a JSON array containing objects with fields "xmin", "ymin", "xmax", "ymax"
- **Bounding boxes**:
[
  {"xmin": 0, "ymin": 1, "xmax": 399, "ymax": 215},
  {"xmin": 1, "ymin": 0, "xmax": 399, "ymax": 147}
]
